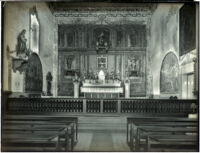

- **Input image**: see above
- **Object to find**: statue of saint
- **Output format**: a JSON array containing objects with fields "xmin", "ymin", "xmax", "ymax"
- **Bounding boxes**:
[
  {"xmin": 66, "ymin": 56, "xmax": 73, "ymax": 70},
  {"xmin": 16, "ymin": 29, "xmax": 28, "ymax": 56},
  {"xmin": 46, "ymin": 72, "xmax": 53, "ymax": 96}
]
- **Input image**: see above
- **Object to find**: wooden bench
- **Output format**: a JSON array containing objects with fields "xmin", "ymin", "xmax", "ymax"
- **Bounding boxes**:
[
  {"xmin": 2, "ymin": 123, "xmax": 72, "ymax": 151},
  {"xmin": 146, "ymin": 134, "xmax": 198, "ymax": 151},
  {"xmin": 4, "ymin": 115, "xmax": 78, "ymax": 144},
  {"xmin": 135, "ymin": 126, "xmax": 198, "ymax": 151},
  {"xmin": 127, "ymin": 117, "xmax": 198, "ymax": 151},
  {"xmin": 2, "ymin": 116, "xmax": 78, "ymax": 151}
]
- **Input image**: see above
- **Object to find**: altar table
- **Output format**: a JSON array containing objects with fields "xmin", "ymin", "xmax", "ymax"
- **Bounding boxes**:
[{"xmin": 81, "ymin": 82, "xmax": 123, "ymax": 99}]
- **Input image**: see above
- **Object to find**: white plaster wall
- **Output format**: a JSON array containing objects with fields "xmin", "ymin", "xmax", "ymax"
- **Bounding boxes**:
[
  {"xmin": 3, "ymin": 2, "xmax": 56, "ymax": 95},
  {"xmin": 149, "ymin": 4, "xmax": 183, "ymax": 97}
]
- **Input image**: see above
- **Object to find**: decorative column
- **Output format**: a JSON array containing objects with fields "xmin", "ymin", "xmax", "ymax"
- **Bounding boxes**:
[
  {"xmin": 73, "ymin": 81, "xmax": 80, "ymax": 98},
  {"xmin": 124, "ymin": 80, "xmax": 130, "ymax": 98}
]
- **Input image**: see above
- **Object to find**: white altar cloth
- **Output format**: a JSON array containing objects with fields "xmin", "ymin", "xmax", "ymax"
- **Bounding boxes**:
[{"xmin": 81, "ymin": 86, "xmax": 123, "ymax": 93}]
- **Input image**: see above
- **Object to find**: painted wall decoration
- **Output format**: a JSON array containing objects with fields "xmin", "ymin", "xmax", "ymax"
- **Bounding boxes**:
[
  {"xmin": 97, "ymin": 56, "xmax": 107, "ymax": 69},
  {"xmin": 58, "ymin": 24, "xmax": 146, "ymax": 50},
  {"xmin": 127, "ymin": 54, "xmax": 144, "ymax": 77},
  {"xmin": 180, "ymin": 4, "xmax": 196, "ymax": 56},
  {"xmin": 116, "ymin": 30, "xmax": 123, "ymax": 47},
  {"xmin": 160, "ymin": 52, "xmax": 179, "ymax": 94},
  {"xmin": 25, "ymin": 53, "xmax": 43, "ymax": 93},
  {"xmin": 126, "ymin": 53, "xmax": 146, "ymax": 97},
  {"xmin": 58, "ymin": 25, "xmax": 75, "ymax": 48},
  {"xmin": 127, "ymin": 25, "xmax": 147, "ymax": 47}
]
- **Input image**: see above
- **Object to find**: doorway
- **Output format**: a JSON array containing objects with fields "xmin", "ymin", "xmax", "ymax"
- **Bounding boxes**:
[{"xmin": 182, "ymin": 73, "xmax": 194, "ymax": 99}]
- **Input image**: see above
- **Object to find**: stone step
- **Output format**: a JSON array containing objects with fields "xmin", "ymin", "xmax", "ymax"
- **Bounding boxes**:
[{"xmin": 77, "ymin": 116, "xmax": 126, "ymax": 131}]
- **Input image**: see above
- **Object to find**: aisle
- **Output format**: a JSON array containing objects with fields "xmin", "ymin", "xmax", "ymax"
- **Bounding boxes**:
[
  {"xmin": 74, "ymin": 130, "xmax": 130, "ymax": 151},
  {"xmin": 74, "ymin": 117, "xmax": 130, "ymax": 151}
]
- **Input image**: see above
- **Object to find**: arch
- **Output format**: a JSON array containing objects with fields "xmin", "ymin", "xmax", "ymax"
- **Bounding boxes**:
[
  {"xmin": 160, "ymin": 52, "xmax": 179, "ymax": 94},
  {"xmin": 24, "ymin": 53, "xmax": 43, "ymax": 93}
]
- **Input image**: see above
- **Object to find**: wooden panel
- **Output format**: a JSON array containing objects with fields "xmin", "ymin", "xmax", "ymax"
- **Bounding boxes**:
[
  {"xmin": 58, "ymin": 81, "xmax": 74, "ymax": 96},
  {"xmin": 58, "ymin": 24, "xmax": 146, "ymax": 50},
  {"xmin": 25, "ymin": 53, "xmax": 42, "ymax": 93}
]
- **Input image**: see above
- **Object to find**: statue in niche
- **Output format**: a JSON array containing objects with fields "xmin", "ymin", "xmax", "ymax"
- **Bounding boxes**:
[
  {"xmin": 128, "ymin": 56, "xmax": 141, "ymax": 77},
  {"xmin": 66, "ymin": 56, "xmax": 74, "ymax": 70},
  {"xmin": 16, "ymin": 29, "xmax": 29, "ymax": 57},
  {"xmin": 96, "ymin": 32, "xmax": 109, "ymax": 53},
  {"xmin": 67, "ymin": 33, "xmax": 74, "ymax": 47},
  {"xmin": 130, "ymin": 30, "xmax": 137, "ymax": 47},
  {"xmin": 46, "ymin": 72, "xmax": 53, "ymax": 96}
]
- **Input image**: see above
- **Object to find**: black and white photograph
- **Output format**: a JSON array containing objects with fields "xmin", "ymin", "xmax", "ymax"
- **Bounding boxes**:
[{"xmin": 1, "ymin": 0, "xmax": 199, "ymax": 152}]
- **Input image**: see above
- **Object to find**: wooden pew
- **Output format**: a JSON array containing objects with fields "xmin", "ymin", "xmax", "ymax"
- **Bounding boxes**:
[
  {"xmin": 146, "ymin": 134, "xmax": 198, "ymax": 152},
  {"xmin": 135, "ymin": 126, "xmax": 198, "ymax": 151},
  {"xmin": 2, "ymin": 116, "xmax": 78, "ymax": 151},
  {"xmin": 4, "ymin": 115, "xmax": 78, "ymax": 144},
  {"xmin": 127, "ymin": 117, "xmax": 197, "ymax": 143},
  {"xmin": 127, "ymin": 117, "xmax": 198, "ymax": 151},
  {"xmin": 2, "ymin": 123, "xmax": 71, "ymax": 151}
]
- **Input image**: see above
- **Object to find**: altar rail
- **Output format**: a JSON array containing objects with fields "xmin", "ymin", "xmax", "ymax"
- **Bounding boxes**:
[{"xmin": 6, "ymin": 98, "xmax": 198, "ymax": 115}]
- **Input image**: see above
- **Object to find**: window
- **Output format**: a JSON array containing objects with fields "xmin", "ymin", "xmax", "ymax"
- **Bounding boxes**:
[{"xmin": 30, "ymin": 6, "xmax": 39, "ymax": 54}]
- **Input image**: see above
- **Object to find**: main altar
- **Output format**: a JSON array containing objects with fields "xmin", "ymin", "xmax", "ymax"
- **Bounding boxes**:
[
  {"xmin": 80, "ymin": 70, "xmax": 123, "ymax": 98},
  {"xmin": 81, "ymin": 81, "xmax": 123, "ymax": 98}
]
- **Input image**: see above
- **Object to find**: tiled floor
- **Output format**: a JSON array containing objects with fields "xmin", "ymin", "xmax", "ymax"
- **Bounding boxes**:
[
  {"xmin": 74, "ymin": 130, "xmax": 130, "ymax": 152},
  {"xmin": 74, "ymin": 117, "xmax": 130, "ymax": 152}
]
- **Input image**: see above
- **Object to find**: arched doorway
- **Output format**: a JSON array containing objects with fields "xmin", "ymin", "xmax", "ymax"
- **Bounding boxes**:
[
  {"xmin": 25, "ymin": 53, "xmax": 43, "ymax": 94},
  {"xmin": 160, "ymin": 52, "xmax": 179, "ymax": 94}
]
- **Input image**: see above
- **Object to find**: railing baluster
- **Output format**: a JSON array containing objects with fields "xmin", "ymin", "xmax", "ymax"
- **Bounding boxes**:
[{"xmin": 6, "ymin": 98, "xmax": 198, "ymax": 115}]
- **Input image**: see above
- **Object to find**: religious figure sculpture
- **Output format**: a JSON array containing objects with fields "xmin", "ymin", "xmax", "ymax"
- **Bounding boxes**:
[
  {"xmin": 7, "ymin": 30, "xmax": 32, "ymax": 74},
  {"xmin": 46, "ymin": 72, "xmax": 53, "ymax": 96},
  {"xmin": 96, "ymin": 32, "xmax": 109, "ymax": 53},
  {"xmin": 66, "ymin": 56, "xmax": 74, "ymax": 70},
  {"xmin": 128, "ymin": 56, "xmax": 141, "ymax": 77},
  {"xmin": 16, "ymin": 29, "xmax": 28, "ymax": 57}
]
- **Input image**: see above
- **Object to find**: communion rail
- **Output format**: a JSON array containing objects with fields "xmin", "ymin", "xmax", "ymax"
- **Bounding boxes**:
[{"xmin": 6, "ymin": 98, "xmax": 197, "ymax": 115}]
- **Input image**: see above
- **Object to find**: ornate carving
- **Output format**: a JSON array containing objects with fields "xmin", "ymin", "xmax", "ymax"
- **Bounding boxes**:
[{"xmin": 54, "ymin": 9, "xmax": 152, "ymax": 18}]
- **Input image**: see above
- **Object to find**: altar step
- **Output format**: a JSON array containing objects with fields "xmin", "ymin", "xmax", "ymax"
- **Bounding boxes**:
[{"xmin": 78, "ymin": 116, "xmax": 126, "ymax": 131}]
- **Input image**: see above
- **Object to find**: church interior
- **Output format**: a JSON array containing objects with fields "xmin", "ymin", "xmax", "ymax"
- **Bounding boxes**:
[{"xmin": 1, "ymin": 1, "xmax": 199, "ymax": 152}]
